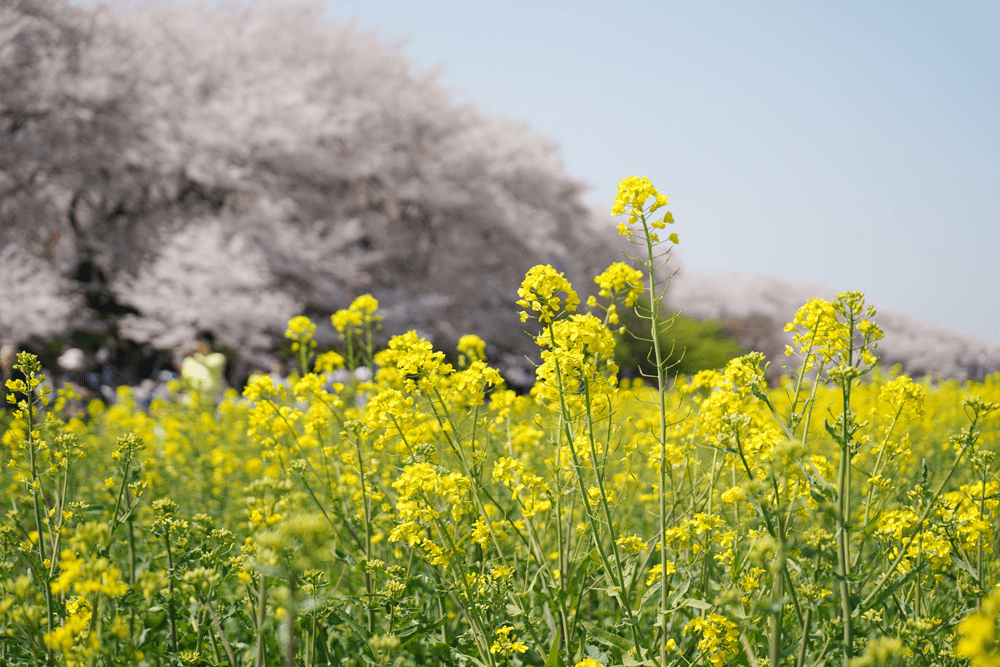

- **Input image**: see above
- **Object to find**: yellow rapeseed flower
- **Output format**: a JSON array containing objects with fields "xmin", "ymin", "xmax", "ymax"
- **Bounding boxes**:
[
  {"xmin": 332, "ymin": 294, "xmax": 381, "ymax": 337},
  {"xmin": 683, "ymin": 613, "xmax": 740, "ymax": 667},
  {"xmin": 611, "ymin": 175, "xmax": 673, "ymax": 239},
  {"xmin": 457, "ymin": 334, "xmax": 487, "ymax": 363},
  {"xmin": 517, "ymin": 265, "xmax": 580, "ymax": 324},
  {"xmin": 285, "ymin": 315, "xmax": 316, "ymax": 343},
  {"xmin": 490, "ymin": 625, "xmax": 528, "ymax": 657},
  {"xmin": 314, "ymin": 351, "xmax": 345, "ymax": 373},
  {"xmin": 615, "ymin": 534, "xmax": 648, "ymax": 555},
  {"xmin": 593, "ymin": 262, "xmax": 644, "ymax": 307},
  {"xmin": 955, "ymin": 586, "xmax": 1000, "ymax": 666}
]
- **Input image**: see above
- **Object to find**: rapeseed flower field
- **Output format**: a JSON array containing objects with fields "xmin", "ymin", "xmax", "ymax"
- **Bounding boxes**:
[{"xmin": 2, "ymin": 177, "xmax": 999, "ymax": 667}]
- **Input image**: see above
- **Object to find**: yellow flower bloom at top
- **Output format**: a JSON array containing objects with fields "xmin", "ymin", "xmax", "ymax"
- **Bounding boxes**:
[
  {"xmin": 878, "ymin": 375, "xmax": 926, "ymax": 420},
  {"xmin": 332, "ymin": 294, "xmax": 381, "ymax": 336},
  {"xmin": 314, "ymin": 351, "xmax": 345, "ymax": 373},
  {"xmin": 43, "ymin": 610, "xmax": 90, "ymax": 653},
  {"xmin": 285, "ymin": 315, "xmax": 316, "ymax": 342},
  {"xmin": 492, "ymin": 456, "xmax": 522, "ymax": 486},
  {"xmin": 374, "ymin": 330, "xmax": 453, "ymax": 394},
  {"xmin": 612, "ymin": 175, "xmax": 673, "ymax": 239},
  {"xmin": 457, "ymin": 334, "xmax": 487, "ymax": 362},
  {"xmin": 517, "ymin": 265, "xmax": 580, "ymax": 324}
]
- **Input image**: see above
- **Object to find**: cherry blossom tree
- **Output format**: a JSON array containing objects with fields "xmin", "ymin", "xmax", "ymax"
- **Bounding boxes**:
[{"xmin": 1, "ymin": 0, "xmax": 618, "ymax": 388}]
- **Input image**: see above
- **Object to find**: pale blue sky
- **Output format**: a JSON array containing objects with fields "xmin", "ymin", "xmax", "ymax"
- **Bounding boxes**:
[
  {"xmin": 76, "ymin": 0, "xmax": 1000, "ymax": 344},
  {"xmin": 324, "ymin": 0, "xmax": 999, "ymax": 344}
]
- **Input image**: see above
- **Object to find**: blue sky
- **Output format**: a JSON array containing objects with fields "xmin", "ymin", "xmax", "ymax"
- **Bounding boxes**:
[{"xmin": 322, "ymin": 0, "xmax": 999, "ymax": 344}]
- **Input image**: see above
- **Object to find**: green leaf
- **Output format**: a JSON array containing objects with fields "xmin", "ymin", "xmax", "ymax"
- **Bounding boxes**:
[
  {"xmin": 621, "ymin": 561, "xmax": 636, "ymax": 587},
  {"xmin": 950, "ymin": 554, "xmax": 980, "ymax": 582},
  {"xmin": 824, "ymin": 418, "xmax": 844, "ymax": 445},
  {"xmin": 396, "ymin": 615, "xmax": 445, "ymax": 644},
  {"xmin": 681, "ymin": 598, "xmax": 712, "ymax": 611},
  {"xmin": 331, "ymin": 607, "xmax": 377, "ymax": 660},
  {"xmin": 639, "ymin": 580, "xmax": 662, "ymax": 609},
  {"xmin": 545, "ymin": 631, "xmax": 563, "ymax": 667},
  {"xmin": 581, "ymin": 620, "xmax": 634, "ymax": 654},
  {"xmin": 668, "ymin": 578, "xmax": 691, "ymax": 610},
  {"xmin": 585, "ymin": 644, "xmax": 608, "ymax": 662},
  {"xmin": 622, "ymin": 654, "xmax": 659, "ymax": 667}
]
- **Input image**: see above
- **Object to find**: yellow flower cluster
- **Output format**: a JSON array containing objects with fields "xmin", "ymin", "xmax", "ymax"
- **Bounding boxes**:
[
  {"xmin": 43, "ymin": 597, "xmax": 98, "ymax": 664},
  {"xmin": 375, "ymin": 331, "xmax": 452, "ymax": 394},
  {"xmin": 955, "ymin": 586, "xmax": 1000, "ymax": 666},
  {"xmin": 682, "ymin": 613, "xmax": 740, "ymax": 667},
  {"xmin": 331, "ymin": 294, "xmax": 381, "ymax": 336},
  {"xmin": 611, "ymin": 175, "xmax": 676, "ymax": 243},
  {"xmin": 51, "ymin": 549, "xmax": 129, "ymax": 598},
  {"xmin": 314, "ymin": 350, "xmax": 345, "ymax": 373},
  {"xmin": 490, "ymin": 625, "xmax": 528, "ymax": 657},
  {"xmin": 615, "ymin": 533, "xmax": 647, "ymax": 555},
  {"xmin": 285, "ymin": 315, "xmax": 317, "ymax": 353},
  {"xmin": 592, "ymin": 261, "xmax": 644, "ymax": 308},
  {"xmin": 390, "ymin": 462, "xmax": 471, "ymax": 565},
  {"xmin": 877, "ymin": 374, "xmax": 927, "ymax": 420},
  {"xmin": 679, "ymin": 353, "xmax": 782, "ymax": 477},
  {"xmin": 533, "ymin": 313, "xmax": 618, "ymax": 406},
  {"xmin": 445, "ymin": 360, "xmax": 504, "ymax": 410},
  {"xmin": 942, "ymin": 480, "xmax": 998, "ymax": 553},
  {"xmin": 645, "ymin": 560, "xmax": 677, "ymax": 586},
  {"xmin": 491, "ymin": 456, "xmax": 550, "ymax": 518},
  {"xmin": 364, "ymin": 387, "xmax": 424, "ymax": 452},
  {"xmin": 517, "ymin": 264, "xmax": 580, "ymax": 324},
  {"xmin": 587, "ymin": 261, "xmax": 645, "ymax": 327},
  {"xmin": 457, "ymin": 334, "xmax": 487, "ymax": 363},
  {"xmin": 784, "ymin": 291, "xmax": 884, "ymax": 370}
]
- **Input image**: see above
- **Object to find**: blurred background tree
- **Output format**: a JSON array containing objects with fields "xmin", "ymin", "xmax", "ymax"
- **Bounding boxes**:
[{"xmin": 0, "ymin": 0, "xmax": 621, "ymax": 390}]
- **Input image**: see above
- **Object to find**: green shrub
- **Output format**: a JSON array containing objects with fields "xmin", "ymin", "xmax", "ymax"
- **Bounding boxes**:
[{"xmin": 614, "ymin": 294, "xmax": 748, "ymax": 378}]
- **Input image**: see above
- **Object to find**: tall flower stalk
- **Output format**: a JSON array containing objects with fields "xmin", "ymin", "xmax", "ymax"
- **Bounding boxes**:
[{"xmin": 612, "ymin": 176, "xmax": 679, "ymax": 666}]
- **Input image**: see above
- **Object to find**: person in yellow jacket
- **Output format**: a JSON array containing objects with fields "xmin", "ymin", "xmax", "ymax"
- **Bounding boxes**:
[{"xmin": 180, "ymin": 335, "xmax": 226, "ymax": 407}]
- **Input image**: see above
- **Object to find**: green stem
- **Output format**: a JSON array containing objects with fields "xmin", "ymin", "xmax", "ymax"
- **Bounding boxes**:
[
  {"xmin": 207, "ymin": 597, "xmax": 236, "ymax": 666},
  {"xmin": 634, "ymin": 210, "xmax": 674, "ymax": 667},
  {"xmin": 836, "ymin": 314, "xmax": 857, "ymax": 666},
  {"xmin": 356, "ymin": 437, "xmax": 375, "ymax": 635},
  {"xmin": 796, "ymin": 608, "xmax": 812, "ymax": 667},
  {"xmin": 163, "ymin": 534, "xmax": 178, "ymax": 654},
  {"xmin": 546, "ymin": 322, "xmax": 643, "ymax": 652},
  {"xmin": 255, "ymin": 574, "xmax": 266, "ymax": 667},
  {"xmin": 23, "ymin": 388, "xmax": 55, "ymax": 660},
  {"xmin": 286, "ymin": 569, "xmax": 297, "ymax": 667}
]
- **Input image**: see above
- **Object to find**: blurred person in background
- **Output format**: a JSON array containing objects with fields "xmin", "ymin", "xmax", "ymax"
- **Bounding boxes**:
[
  {"xmin": 180, "ymin": 331, "xmax": 227, "ymax": 407},
  {"xmin": 0, "ymin": 344, "xmax": 15, "ymax": 385}
]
